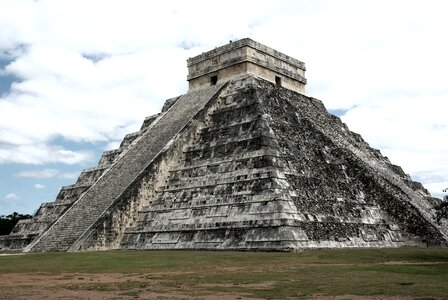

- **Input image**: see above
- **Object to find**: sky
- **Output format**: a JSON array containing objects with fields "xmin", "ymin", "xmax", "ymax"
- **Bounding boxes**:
[{"xmin": 0, "ymin": 0, "xmax": 447, "ymax": 215}]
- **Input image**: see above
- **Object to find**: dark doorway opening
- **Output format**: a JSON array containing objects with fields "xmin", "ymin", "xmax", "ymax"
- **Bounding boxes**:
[
  {"xmin": 210, "ymin": 75, "xmax": 218, "ymax": 85},
  {"xmin": 275, "ymin": 76, "xmax": 282, "ymax": 86}
]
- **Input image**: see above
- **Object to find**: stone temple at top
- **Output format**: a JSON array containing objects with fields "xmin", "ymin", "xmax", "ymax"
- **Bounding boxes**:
[
  {"xmin": 1, "ymin": 38, "xmax": 447, "ymax": 252},
  {"xmin": 187, "ymin": 38, "xmax": 306, "ymax": 94}
]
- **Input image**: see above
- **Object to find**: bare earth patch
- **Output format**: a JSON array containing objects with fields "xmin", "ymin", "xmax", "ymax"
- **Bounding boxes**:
[
  {"xmin": 310, "ymin": 295, "xmax": 415, "ymax": 300},
  {"xmin": 0, "ymin": 272, "xmax": 259, "ymax": 300}
]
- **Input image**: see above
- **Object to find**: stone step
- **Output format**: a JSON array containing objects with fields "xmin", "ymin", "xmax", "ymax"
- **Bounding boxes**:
[
  {"xmin": 119, "ymin": 131, "xmax": 141, "ymax": 148},
  {"xmin": 75, "ymin": 166, "xmax": 107, "ymax": 186},
  {"xmin": 161, "ymin": 96, "xmax": 181, "ymax": 112},
  {"xmin": 169, "ymin": 149, "xmax": 282, "ymax": 172},
  {"xmin": 55, "ymin": 184, "xmax": 90, "ymax": 203},
  {"xmin": 97, "ymin": 148, "xmax": 123, "ymax": 168},
  {"xmin": 140, "ymin": 113, "xmax": 161, "ymax": 131}
]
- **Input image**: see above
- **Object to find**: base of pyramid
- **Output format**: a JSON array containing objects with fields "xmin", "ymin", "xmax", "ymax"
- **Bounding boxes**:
[{"xmin": 119, "ymin": 226, "xmax": 426, "ymax": 252}]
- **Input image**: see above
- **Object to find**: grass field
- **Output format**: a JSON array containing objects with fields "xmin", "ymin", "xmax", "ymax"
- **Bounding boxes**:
[{"xmin": 0, "ymin": 248, "xmax": 447, "ymax": 299}]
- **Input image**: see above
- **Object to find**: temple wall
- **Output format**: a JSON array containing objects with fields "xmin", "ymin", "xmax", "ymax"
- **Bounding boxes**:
[{"xmin": 187, "ymin": 38, "xmax": 306, "ymax": 94}]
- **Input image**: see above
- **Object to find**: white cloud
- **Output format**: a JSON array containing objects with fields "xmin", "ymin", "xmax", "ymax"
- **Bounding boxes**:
[
  {"xmin": 33, "ymin": 183, "xmax": 45, "ymax": 189},
  {"xmin": 5, "ymin": 193, "xmax": 19, "ymax": 200},
  {"xmin": 104, "ymin": 141, "xmax": 122, "ymax": 151},
  {"xmin": 342, "ymin": 95, "xmax": 448, "ymax": 174},
  {"xmin": 16, "ymin": 168, "xmax": 79, "ymax": 179},
  {"xmin": 0, "ymin": 143, "xmax": 93, "ymax": 165},
  {"xmin": 423, "ymin": 182, "xmax": 448, "ymax": 200}
]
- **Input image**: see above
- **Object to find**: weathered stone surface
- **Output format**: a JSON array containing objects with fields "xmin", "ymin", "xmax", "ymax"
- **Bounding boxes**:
[
  {"xmin": 1, "ymin": 38, "xmax": 447, "ymax": 252},
  {"xmin": 116, "ymin": 77, "xmax": 447, "ymax": 251},
  {"xmin": 187, "ymin": 38, "xmax": 306, "ymax": 94}
]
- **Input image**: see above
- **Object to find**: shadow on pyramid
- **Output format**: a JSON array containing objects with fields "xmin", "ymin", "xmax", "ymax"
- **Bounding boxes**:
[{"xmin": 1, "ymin": 39, "xmax": 447, "ymax": 252}]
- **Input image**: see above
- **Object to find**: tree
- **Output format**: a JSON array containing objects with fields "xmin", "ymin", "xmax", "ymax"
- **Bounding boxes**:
[
  {"xmin": 435, "ymin": 188, "xmax": 448, "ymax": 224},
  {"xmin": 0, "ymin": 212, "xmax": 32, "ymax": 235}
]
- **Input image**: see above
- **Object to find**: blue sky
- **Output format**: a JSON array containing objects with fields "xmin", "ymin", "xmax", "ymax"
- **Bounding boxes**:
[{"xmin": 1, "ymin": 0, "xmax": 447, "ymax": 215}]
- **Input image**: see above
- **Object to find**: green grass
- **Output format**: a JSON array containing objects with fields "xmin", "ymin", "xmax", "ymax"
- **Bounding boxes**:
[{"xmin": 1, "ymin": 248, "xmax": 448, "ymax": 299}]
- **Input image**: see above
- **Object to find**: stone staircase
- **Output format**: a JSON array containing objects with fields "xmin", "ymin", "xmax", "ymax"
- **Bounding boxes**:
[{"xmin": 24, "ymin": 84, "xmax": 225, "ymax": 252}]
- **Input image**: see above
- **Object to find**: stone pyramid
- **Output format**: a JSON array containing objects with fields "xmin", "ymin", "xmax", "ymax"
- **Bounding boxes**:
[{"xmin": 1, "ymin": 38, "xmax": 447, "ymax": 252}]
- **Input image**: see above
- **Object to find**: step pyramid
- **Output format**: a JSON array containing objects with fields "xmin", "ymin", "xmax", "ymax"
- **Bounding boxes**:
[{"xmin": 1, "ymin": 38, "xmax": 447, "ymax": 252}]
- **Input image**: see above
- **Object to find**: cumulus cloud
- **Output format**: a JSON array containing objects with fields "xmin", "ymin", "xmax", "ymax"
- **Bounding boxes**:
[
  {"xmin": 0, "ymin": 143, "xmax": 93, "ymax": 165},
  {"xmin": 5, "ymin": 193, "xmax": 19, "ymax": 200},
  {"xmin": 16, "ymin": 168, "xmax": 79, "ymax": 179},
  {"xmin": 33, "ymin": 183, "xmax": 45, "ymax": 189},
  {"xmin": 0, "ymin": 0, "xmax": 447, "ymax": 199},
  {"xmin": 342, "ymin": 95, "xmax": 448, "ymax": 175}
]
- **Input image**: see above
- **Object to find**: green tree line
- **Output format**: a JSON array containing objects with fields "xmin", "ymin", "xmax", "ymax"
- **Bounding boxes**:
[{"xmin": 0, "ymin": 212, "xmax": 32, "ymax": 235}]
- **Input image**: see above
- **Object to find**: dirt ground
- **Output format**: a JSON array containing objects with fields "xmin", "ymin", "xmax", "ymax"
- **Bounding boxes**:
[
  {"xmin": 0, "ymin": 272, "xmax": 416, "ymax": 300},
  {"xmin": 0, "ymin": 272, "xmax": 253, "ymax": 300}
]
